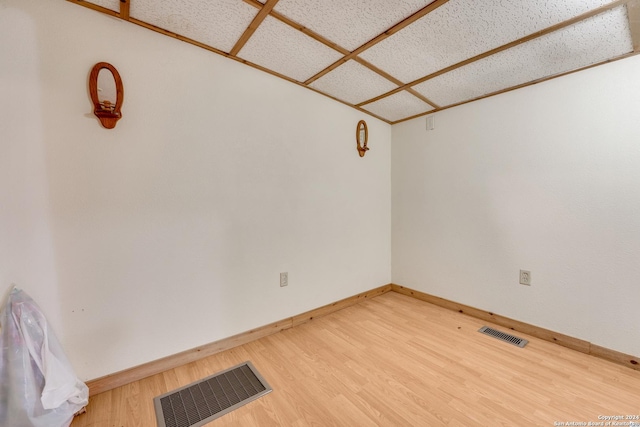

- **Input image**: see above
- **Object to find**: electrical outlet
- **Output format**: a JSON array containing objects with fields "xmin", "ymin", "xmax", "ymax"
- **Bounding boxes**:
[
  {"xmin": 280, "ymin": 272, "xmax": 288, "ymax": 287},
  {"xmin": 519, "ymin": 270, "xmax": 531, "ymax": 286}
]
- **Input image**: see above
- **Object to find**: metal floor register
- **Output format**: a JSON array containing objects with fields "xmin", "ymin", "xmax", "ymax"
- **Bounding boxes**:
[
  {"xmin": 154, "ymin": 361, "xmax": 272, "ymax": 427},
  {"xmin": 478, "ymin": 326, "xmax": 528, "ymax": 348}
]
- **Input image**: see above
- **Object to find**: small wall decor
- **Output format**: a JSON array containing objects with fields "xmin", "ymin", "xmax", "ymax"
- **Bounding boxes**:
[
  {"xmin": 89, "ymin": 62, "xmax": 124, "ymax": 129},
  {"xmin": 356, "ymin": 120, "xmax": 369, "ymax": 157}
]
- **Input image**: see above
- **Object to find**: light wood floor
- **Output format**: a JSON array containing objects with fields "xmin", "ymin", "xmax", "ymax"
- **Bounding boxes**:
[{"xmin": 71, "ymin": 292, "xmax": 640, "ymax": 426}]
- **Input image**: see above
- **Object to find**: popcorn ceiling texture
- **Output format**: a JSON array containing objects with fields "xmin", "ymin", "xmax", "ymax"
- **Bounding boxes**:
[
  {"xmin": 272, "ymin": 0, "xmax": 436, "ymax": 51},
  {"xmin": 412, "ymin": 6, "xmax": 633, "ymax": 106},
  {"xmin": 360, "ymin": 0, "xmax": 614, "ymax": 84},
  {"xmin": 363, "ymin": 90, "xmax": 434, "ymax": 122},
  {"xmin": 238, "ymin": 15, "xmax": 344, "ymax": 83},
  {"xmin": 85, "ymin": 0, "xmax": 120, "ymax": 12},
  {"xmin": 310, "ymin": 60, "xmax": 399, "ymax": 105},
  {"xmin": 130, "ymin": 0, "xmax": 258, "ymax": 53}
]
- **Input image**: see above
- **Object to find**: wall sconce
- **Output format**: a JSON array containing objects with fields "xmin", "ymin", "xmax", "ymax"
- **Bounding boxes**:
[
  {"xmin": 356, "ymin": 120, "xmax": 369, "ymax": 157},
  {"xmin": 89, "ymin": 62, "xmax": 123, "ymax": 129}
]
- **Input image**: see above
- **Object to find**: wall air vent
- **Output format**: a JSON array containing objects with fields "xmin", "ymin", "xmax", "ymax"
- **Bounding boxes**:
[
  {"xmin": 478, "ymin": 326, "xmax": 528, "ymax": 348},
  {"xmin": 154, "ymin": 361, "xmax": 272, "ymax": 427}
]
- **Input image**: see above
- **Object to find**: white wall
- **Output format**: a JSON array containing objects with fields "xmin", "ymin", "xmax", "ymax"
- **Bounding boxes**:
[
  {"xmin": 392, "ymin": 54, "xmax": 640, "ymax": 357},
  {"xmin": 0, "ymin": 0, "xmax": 391, "ymax": 380}
]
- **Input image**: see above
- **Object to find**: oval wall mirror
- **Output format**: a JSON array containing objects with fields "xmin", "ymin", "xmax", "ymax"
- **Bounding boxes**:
[
  {"xmin": 97, "ymin": 68, "xmax": 117, "ymax": 107},
  {"xmin": 356, "ymin": 120, "xmax": 369, "ymax": 157},
  {"xmin": 89, "ymin": 62, "xmax": 124, "ymax": 129}
]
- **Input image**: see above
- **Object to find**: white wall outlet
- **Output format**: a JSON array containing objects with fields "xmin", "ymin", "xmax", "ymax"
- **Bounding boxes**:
[
  {"xmin": 280, "ymin": 272, "xmax": 288, "ymax": 287},
  {"xmin": 519, "ymin": 270, "xmax": 531, "ymax": 286}
]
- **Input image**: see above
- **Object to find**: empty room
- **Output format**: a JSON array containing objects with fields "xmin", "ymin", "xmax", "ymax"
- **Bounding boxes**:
[{"xmin": 2, "ymin": 0, "xmax": 640, "ymax": 426}]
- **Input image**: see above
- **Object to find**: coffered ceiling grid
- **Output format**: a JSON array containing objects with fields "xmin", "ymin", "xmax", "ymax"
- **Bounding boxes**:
[
  {"xmin": 70, "ymin": 0, "xmax": 640, "ymax": 123},
  {"xmin": 412, "ymin": 6, "xmax": 634, "ymax": 107},
  {"xmin": 237, "ymin": 15, "xmax": 344, "ymax": 83},
  {"xmin": 309, "ymin": 60, "xmax": 400, "ymax": 105},
  {"xmin": 355, "ymin": 0, "xmax": 631, "ymax": 115},
  {"xmin": 362, "ymin": 91, "xmax": 434, "ymax": 122},
  {"xmin": 230, "ymin": 0, "xmax": 278, "ymax": 55},
  {"xmin": 270, "ymin": 0, "xmax": 437, "ymax": 51},
  {"xmin": 301, "ymin": 0, "xmax": 451, "ymax": 86},
  {"xmin": 358, "ymin": 0, "xmax": 615, "ymax": 83}
]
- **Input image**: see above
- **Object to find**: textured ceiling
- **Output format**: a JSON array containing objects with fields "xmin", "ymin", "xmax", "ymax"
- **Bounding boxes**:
[
  {"xmin": 72, "ymin": 0, "xmax": 639, "ymax": 124},
  {"xmin": 237, "ymin": 15, "xmax": 344, "ymax": 82},
  {"xmin": 309, "ymin": 60, "xmax": 400, "ymax": 105},
  {"xmin": 131, "ymin": 0, "xmax": 258, "ymax": 53},
  {"xmin": 271, "ymin": 0, "xmax": 437, "ymax": 51}
]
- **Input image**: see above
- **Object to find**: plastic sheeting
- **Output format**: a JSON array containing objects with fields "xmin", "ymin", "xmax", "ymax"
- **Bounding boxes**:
[{"xmin": 0, "ymin": 287, "xmax": 88, "ymax": 427}]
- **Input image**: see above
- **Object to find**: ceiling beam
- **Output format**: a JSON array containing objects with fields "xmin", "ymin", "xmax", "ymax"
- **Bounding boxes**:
[
  {"xmin": 629, "ymin": 0, "xmax": 640, "ymax": 51},
  {"xmin": 358, "ymin": 0, "xmax": 630, "ymax": 108},
  {"xmin": 354, "ymin": 58, "xmax": 439, "ymax": 109},
  {"xmin": 120, "ymin": 0, "xmax": 130, "ymax": 20},
  {"xmin": 303, "ymin": 0, "xmax": 450, "ymax": 85},
  {"xmin": 405, "ymin": 88, "xmax": 439, "ymax": 109},
  {"xmin": 230, "ymin": 0, "xmax": 279, "ymax": 56},
  {"xmin": 244, "ymin": 0, "xmax": 350, "ymax": 55}
]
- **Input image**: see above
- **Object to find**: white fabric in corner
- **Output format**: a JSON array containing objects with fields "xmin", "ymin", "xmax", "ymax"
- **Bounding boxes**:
[{"xmin": 0, "ymin": 287, "xmax": 88, "ymax": 427}]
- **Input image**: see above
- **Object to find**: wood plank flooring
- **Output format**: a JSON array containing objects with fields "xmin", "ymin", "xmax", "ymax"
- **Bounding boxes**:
[{"xmin": 71, "ymin": 292, "xmax": 640, "ymax": 426}]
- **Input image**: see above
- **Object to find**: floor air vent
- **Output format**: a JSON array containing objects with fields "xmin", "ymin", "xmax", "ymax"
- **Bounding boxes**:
[
  {"xmin": 478, "ymin": 326, "xmax": 528, "ymax": 348},
  {"xmin": 154, "ymin": 361, "xmax": 272, "ymax": 427}
]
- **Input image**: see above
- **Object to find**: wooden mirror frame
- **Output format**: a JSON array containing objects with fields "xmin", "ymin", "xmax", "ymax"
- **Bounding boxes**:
[
  {"xmin": 89, "ymin": 62, "xmax": 124, "ymax": 129},
  {"xmin": 356, "ymin": 120, "xmax": 369, "ymax": 157}
]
